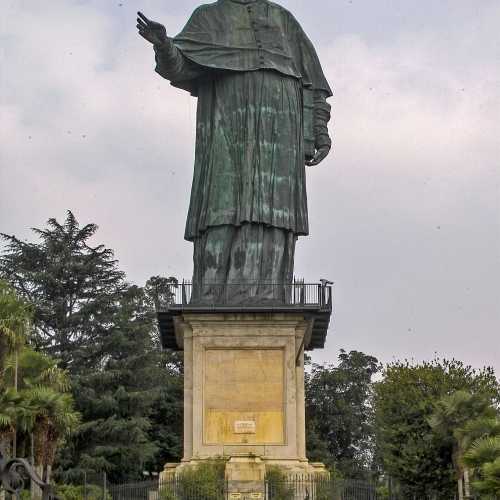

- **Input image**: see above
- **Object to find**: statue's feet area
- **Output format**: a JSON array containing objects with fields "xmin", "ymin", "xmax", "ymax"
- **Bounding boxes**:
[{"xmin": 190, "ymin": 283, "xmax": 292, "ymax": 306}]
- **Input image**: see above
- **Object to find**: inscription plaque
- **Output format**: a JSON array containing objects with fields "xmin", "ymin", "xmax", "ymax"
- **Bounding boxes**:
[
  {"xmin": 234, "ymin": 420, "xmax": 256, "ymax": 434},
  {"xmin": 203, "ymin": 348, "xmax": 285, "ymax": 444}
]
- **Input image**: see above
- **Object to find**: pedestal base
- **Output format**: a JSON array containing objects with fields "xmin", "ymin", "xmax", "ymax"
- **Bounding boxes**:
[
  {"xmin": 160, "ymin": 457, "xmax": 328, "ymax": 499},
  {"xmin": 161, "ymin": 312, "xmax": 328, "ymax": 489}
]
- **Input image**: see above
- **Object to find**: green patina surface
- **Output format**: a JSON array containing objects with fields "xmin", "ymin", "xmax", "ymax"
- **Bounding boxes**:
[{"xmin": 145, "ymin": 0, "xmax": 333, "ymax": 291}]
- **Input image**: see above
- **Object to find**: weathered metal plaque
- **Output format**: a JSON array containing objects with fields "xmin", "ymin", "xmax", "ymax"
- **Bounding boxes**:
[{"xmin": 234, "ymin": 420, "xmax": 256, "ymax": 434}]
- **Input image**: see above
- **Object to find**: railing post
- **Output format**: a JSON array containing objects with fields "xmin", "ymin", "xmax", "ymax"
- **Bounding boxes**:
[{"xmin": 181, "ymin": 281, "xmax": 187, "ymax": 306}]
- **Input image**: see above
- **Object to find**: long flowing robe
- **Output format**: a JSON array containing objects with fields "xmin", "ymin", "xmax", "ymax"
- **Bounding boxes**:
[{"xmin": 153, "ymin": 0, "xmax": 332, "ymax": 299}]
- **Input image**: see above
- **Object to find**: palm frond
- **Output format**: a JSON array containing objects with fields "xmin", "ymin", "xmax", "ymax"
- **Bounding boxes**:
[{"xmin": 463, "ymin": 436, "xmax": 500, "ymax": 468}]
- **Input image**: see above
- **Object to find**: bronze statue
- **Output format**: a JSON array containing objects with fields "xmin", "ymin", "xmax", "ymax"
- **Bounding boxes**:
[{"xmin": 137, "ymin": 0, "xmax": 332, "ymax": 303}]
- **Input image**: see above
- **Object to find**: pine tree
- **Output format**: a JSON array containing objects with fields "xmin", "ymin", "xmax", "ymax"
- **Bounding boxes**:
[
  {"xmin": 59, "ymin": 285, "xmax": 162, "ymax": 482},
  {"xmin": 1, "ymin": 211, "xmax": 126, "ymax": 371},
  {"xmin": 1, "ymin": 213, "xmax": 185, "ymax": 482},
  {"xmin": 144, "ymin": 276, "xmax": 183, "ymax": 472}
]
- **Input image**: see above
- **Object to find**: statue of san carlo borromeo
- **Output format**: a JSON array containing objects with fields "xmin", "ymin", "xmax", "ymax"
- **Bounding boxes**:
[{"xmin": 137, "ymin": 0, "xmax": 332, "ymax": 303}]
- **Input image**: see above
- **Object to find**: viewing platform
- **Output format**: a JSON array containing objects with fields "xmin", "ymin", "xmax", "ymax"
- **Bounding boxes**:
[{"xmin": 157, "ymin": 281, "xmax": 333, "ymax": 351}]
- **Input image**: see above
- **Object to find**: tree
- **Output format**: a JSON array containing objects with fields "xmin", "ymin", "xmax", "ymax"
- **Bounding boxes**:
[
  {"xmin": 374, "ymin": 359, "xmax": 499, "ymax": 498},
  {"xmin": 462, "ymin": 416, "xmax": 500, "ymax": 498},
  {"xmin": 0, "ymin": 281, "xmax": 32, "ymax": 458},
  {"xmin": 144, "ymin": 276, "xmax": 183, "ymax": 470},
  {"xmin": 0, "ymin": 388, "xmax": 23, "ymax": 454},
  {"xmin": 305, "ymin": 350, "xmax": 380, "ymax": 476},
  {"xmin": 57, "ymin": 284, "xmax": 178, "ymax": 483},
  {"xmin": 3, "ymin": 347, "xmax": 80, "ymax": 482},
  {"xmin": 429, "ymin": 390, "xmax": 497, "ymax": 499},
  {"xmin": 0, "ymin": 345, "xmax": 79, "ymax": 492},
  {"xmin": 0, "ymin": 280, "xmax": 30, "ymax": 373},
  {"xmin": 1, "ymin": 213, "xmax": 185, "ymax": 482},
  {"xmin": 0, "ymin": 211, "xmax": 126, "ymax": 371},
  {"xmin": 147, "ymin": 349, "xmax": 183, "ymax": 470}
]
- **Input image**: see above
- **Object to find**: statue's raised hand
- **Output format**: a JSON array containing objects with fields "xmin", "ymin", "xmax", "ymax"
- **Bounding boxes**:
[{"xmin": 137, "ymin": 12, "xmax": 167, "ymax": 46}]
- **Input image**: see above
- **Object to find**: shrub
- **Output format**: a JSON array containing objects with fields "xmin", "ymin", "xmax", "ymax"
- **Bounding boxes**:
[
  {"xmin": 173, "ymin": 460, "xmax": 226, "ymax": 500},
  {"xmin": 265, "ymin": 467, "xmax": 294, "ymax": 500},
  {"xmin": 55, "ymin": 483, "xmax": 111, "ymax": 500}
]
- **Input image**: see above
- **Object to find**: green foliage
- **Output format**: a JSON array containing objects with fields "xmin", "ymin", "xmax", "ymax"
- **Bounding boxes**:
[
  {"xmin": 148, "ymin": 349, "xmax": 184, "ymax": 468},
  {"xmin": 374, "ymin": 358, "xmax": 500, "ymax": 497},
  {"xmin": 158, "ymin": 487, "xmax": 178, "ymax": 500},
  {"xmin": 55, "ymin": 483, "xmax": 111, "ymax": 500},
  {"xmin": 59, "ymin": 285, "xmax": 162, "ymax": 482},
  {"xmin": 56, "ymin": 279, "xmax": 183, "ymax": 482},
  {"xmin": 4, "ymin": 347, "xmax": 72, "ymax": 393},
  {"xmin": 0, "ymin": 342, "xmax": 79, "ymax": 485},
  {"xmin": 458, "ymin": 416, "xmax": 500, "ymax": 453},
  {"xmin": 265, "ymin": 467, "xmax": 294, "ymax": 500},
  {"xmin": 464, "ymin": 432, "xmax": 500, "ymax": 497},
  {"xmin": 314, "ymin": 477, "xmax": 335, "ymax": 500},
  {"xmin": 305, "ymin": 350, "xmax": 380, "ymax": 476},
  {"xmin": 0, "ymin": 279, "xmax": 31, "ymax": 372},
  {"xmin": 171, "ymin": 460, "xmax": 226, "ymax": 500},
  {"xmin": 473, "ymin": 457, "xmax": 500, "ymax": 497},
  {"xmin": 0, "ymin": 211, "xmax": 126, "ymax": 370},
  {"xmin": 0, "ymin": 387, "xmax": 23, "ymax": 435},
  {"xmin": 144, "ymin": 276, "xmax": 184, "ymax": 469},
  {"xmin": 375, "ymin": 484, "xmax": 390, "ymax": 499},
  {"xmin": 428, "ymin": 390, "xmax": 497, "ymax": 499},
  {"xmin": 1, "ymin": 213, "xmax": 184, "ymax": 482}
]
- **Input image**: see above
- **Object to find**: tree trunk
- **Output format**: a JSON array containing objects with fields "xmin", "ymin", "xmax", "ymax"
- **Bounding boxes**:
[
  {"xmin": 457, "ymin": 476, "xmax": 464, "ymax": 500},
  {"xmin": 463, "ymin": 468, "xmax": 471, "ymax": 499},
  {"xmin": 43, "ymin": 464, "xmax": 52, "ymax": 484},
  {"xmin": 31, "ymin": 465, "xmax": 44, "ymax": 500},
  {"xmin": 34, "ymin": 419, "xmax": 49, "ymax": 466}
]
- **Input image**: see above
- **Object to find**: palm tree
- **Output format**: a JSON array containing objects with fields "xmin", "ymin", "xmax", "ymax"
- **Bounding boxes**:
[
  {"xmin": 23, "ymin": 385, "xmax": 80, "ymax": 482},
  {"xmin": 0, "ymin": 280, "xmax": 30, "ymax": 369},
  {"xmin": 463, "ymin": 435, "xmax": 500, "ymax": 498},
  {"xmin": 0, "ymin": 280, "xmax": 31, "ymax": 462},
  {"xmin": 3, "ymin": 348, "xmax": 80, "ymax": 482},
  {"xmin": 2, "ymin": 346, "xmax": 80, "ymax": 489},
  {"xmin": 0, "ymin": 389, "xmax": 22, "ymax": 454},
  {"xmin": 428, "ymin": 390, "xmax": 496, "ymax": 500}
]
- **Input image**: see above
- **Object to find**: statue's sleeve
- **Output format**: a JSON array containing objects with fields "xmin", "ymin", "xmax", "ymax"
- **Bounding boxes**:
[
  {"xmin": 154, "ymin": 38, "xmax": 206, "ymax": 83},
  {"xmin": 314, "ymin": 90, "xmax": 332, "ymax": 149},
  {"xmin": 286, "ymin": 13, "xmax": 332, "ymax": 150}
]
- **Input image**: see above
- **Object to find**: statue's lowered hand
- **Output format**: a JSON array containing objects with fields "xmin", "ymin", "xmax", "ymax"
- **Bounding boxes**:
[
  {"xmin": 306, "ymin": 145, "xmax": 330, "ymax": 166},
  {"xmin": 137, "ymin": 12, "xmax": 167, "ymax": 46}
]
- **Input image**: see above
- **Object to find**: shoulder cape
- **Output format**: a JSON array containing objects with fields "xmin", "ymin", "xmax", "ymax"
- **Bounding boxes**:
[{"xmin": 170, "ymin": 0, "xmax": 332, "ymax": 97}]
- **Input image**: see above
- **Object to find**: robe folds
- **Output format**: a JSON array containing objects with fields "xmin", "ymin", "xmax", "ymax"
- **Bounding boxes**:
[{"xmin": 153, "ymin": 0, "xmax": 332, "ymax": 293}]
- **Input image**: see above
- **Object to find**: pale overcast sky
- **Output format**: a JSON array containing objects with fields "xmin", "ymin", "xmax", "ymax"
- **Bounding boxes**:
[{"xmin": 1, "ymin": 0, "xmax": 499, "ymax": 372}]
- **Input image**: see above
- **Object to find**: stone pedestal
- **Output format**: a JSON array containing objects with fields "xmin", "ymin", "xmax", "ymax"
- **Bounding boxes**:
[
  {"xmin": 161, "ymin": 312, "xmax": 326, "ymax": 479},
  {"xmin": 225, "ymin": 455, "xmax": 266, "ymax": 497}
]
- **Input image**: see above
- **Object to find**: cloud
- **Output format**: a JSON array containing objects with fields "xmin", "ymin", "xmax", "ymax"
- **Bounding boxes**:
[{"xmin": 1, "ymin": 0, "xmax": 499, "ymax": 372}]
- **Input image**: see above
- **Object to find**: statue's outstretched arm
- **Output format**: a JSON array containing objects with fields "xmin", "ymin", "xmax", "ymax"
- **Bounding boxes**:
[
  {"xmin": 154, "ymin": 40, "xmax": 205, "ymax": 83},
  {"xmin": 137, "ymin": 11, "xmax": 204, "ymax": 83}
]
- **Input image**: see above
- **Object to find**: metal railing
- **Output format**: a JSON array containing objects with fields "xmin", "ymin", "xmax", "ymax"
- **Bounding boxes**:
[
  {"xmin": 109, "ymin": 477, "xmax": 226, "ymax": 500},
  {"xmin": 157, "ymin": 281, "xmax": 333, "ymax": 310},
  {"xmin": 104, "ymin": 476, "xmax": 385, "ymax": 500},
  {"xmin": 0, "ymin": 448, "xmax": 58, "ymax": 499}
]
